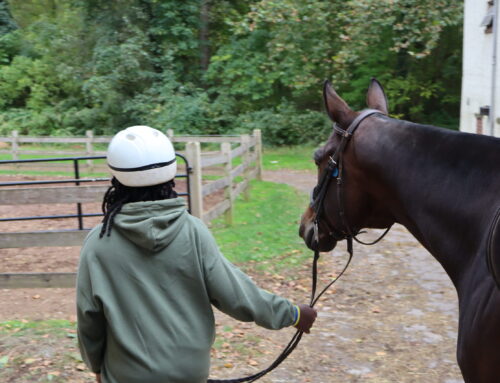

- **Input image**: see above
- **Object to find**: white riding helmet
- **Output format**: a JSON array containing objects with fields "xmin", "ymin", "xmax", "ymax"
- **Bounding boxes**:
[{"xmin": 107, "ymin": 125, "xmax": 177, "ymax": 187}]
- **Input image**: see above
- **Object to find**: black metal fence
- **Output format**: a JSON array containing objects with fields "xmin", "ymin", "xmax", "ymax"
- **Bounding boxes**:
[{"xmin": 0, "ymin": 154, "xmax": 191, "ymax": 230}]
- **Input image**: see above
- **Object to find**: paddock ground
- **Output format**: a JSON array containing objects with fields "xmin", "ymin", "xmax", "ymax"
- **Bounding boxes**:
[{"xmin": 0, "ymin": 170, "xmax": 464, "ymax": 382}]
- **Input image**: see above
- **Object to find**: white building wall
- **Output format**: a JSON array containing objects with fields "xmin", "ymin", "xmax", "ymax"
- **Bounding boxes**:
[{"xmin": 460, "ymin": 0, "xmax": 500, "ymax": 137}]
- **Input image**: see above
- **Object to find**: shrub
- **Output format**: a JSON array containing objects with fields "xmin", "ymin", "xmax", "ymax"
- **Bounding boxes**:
[{"xmin": 234, "ymin": 103, "xmax": 330, "ymax": 146}]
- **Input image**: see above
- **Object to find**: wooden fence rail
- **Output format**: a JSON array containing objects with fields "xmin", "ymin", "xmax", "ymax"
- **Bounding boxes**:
[
  {"xmin": 0, "ymin": 130, "xmax": 262, "ymax": 288},
  {"xmin": 0, "ymin": 129, "xmax": 257, "ymax": 159}
]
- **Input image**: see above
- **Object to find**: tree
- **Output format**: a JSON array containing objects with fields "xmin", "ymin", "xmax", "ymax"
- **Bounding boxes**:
[
  {"xmin": 0, "ymin": 0, "xmax": 464, "ymax": 142},
  {"xmin": 333, "ymin": 0, "xmax": 463, "ymax": 125},
  {"xmin": 0, "ymin": 1, "xmax": 17, "ymax": 36}
]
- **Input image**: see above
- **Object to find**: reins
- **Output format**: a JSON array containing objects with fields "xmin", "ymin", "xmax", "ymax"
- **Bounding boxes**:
[{"xmin": 208, "ymin": 110, "xmax": 392, "ymax": 383}]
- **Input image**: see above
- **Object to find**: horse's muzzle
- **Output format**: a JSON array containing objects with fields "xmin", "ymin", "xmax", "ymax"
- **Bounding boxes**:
[{"xmin": 299, "ymin": 220, "xmax": 338, "ymax": 252}]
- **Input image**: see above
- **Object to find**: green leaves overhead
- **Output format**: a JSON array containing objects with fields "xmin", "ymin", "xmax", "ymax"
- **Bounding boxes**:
[{"xmin": 0, "ymin": 0, "xmax": 463, "ymax": 142}]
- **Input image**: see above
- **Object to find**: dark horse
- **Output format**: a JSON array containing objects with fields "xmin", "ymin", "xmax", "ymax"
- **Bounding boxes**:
[{"xmin": 299, "ymin": 79, "xmax": 500, "ymax": 382}]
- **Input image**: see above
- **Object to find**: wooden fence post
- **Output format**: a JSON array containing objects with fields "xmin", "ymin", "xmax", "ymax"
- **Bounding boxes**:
[
  {"xmin": 241, "ymin": 134, "xmax": 251, "ymax": 201},
  {"xmin": 166, "ymin": 129, "xmax": 174, "ymax": 140},
  {"xmin": 253, "ymin": 129, "xmax": 263, "ymax": 181},
  {"xmin": 11, "ymin": 130, "xmax": 19, "ymax": 161},
  {"xmin": 85, "ymin": 130, "xmax": 94, "ymax": 170},
  {"xmin": 221, "ymin": 142, "xmax": 233, "ymax": 225},
  {"xmin": 185, "ymin": 142, "xmax": 203, "ymax": 219}
]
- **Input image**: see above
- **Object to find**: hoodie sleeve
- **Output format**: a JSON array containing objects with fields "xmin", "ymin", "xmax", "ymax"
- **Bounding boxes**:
[
  {"xmin": 199, "ymin": 225, "xmax": 296, "ymax": 330},
  {"xmin": 76, "ymin": 248, "xmax": 106, "ymax": 373}
]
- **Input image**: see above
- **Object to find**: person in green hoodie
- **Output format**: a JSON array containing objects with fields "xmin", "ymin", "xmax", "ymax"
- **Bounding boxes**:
[{"xmin": 76, "ymin": 126, "xmax": 317, "ymax": 383}]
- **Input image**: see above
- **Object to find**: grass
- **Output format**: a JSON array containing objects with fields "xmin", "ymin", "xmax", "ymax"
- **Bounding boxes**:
[
  {"xmin": 0, "ymin": 320, "xmax": 74, "ymax": 336},
  {"xmin": 211, "ymin": 179, "xmax": 310, "ymax": 269},
  {"xmin": 262, "ymin": 145, "xmax": 318, "ymax": 171},
  {"xmin": 0, "ymin": 320, "xmax": 93, "ymax": 383},
  {"xmin": 209, "ymin": 145, "xmax": 316, "ymax": 268}
]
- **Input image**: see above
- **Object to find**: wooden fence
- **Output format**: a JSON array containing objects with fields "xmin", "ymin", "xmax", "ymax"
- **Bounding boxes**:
[{"xmin": 0, "ymin": 130, "xmax": 263, "ymax": 288}]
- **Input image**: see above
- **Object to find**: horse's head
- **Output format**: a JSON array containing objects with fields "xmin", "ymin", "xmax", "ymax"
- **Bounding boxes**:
[{"xmin": 299, "ymin": 79, "xmax": 394, "ymax": 251}]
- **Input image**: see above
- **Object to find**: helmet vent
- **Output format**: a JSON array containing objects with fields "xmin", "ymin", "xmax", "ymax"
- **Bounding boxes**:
[{"xmin": 126, "ymin": 134, "xmax": 136, "ymax": 141}]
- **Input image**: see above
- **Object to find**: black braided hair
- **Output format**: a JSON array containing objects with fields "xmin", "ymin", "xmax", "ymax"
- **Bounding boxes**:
[{"xmin": 99, "ymin": 177, "xmax": 178, "ymax": 238}]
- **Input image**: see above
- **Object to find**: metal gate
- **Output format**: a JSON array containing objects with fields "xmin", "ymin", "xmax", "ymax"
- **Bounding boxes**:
[{"xmin": 0, "ymin": 154, "xmax": 191, "ymax": 230}]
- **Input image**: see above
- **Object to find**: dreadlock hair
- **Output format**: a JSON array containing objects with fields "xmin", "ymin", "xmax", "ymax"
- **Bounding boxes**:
[{"xmin": 99, "ymin": 177, "xmax": 178, "ymax": 238}]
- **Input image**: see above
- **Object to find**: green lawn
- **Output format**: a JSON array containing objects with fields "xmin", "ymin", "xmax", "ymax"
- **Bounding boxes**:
[
  {"xmin": 211, "ymin": 179, "xmax": 310, "ymax": 269},
  {"xmin": 210, "ymin": 144, "xmax": 316, "ymax": 267},
  {"xmin": 262, "ymin": 145, "xmax": 317, "ymax": 171}
]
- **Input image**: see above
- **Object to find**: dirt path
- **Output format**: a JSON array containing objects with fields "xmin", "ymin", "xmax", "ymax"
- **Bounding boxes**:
[{"xmin": 0, "ymin": 170, "xmax": 465, "ymax": 382}]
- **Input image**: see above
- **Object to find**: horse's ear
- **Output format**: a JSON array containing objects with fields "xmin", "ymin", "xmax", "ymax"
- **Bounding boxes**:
[
  {"xmin": 323, "ymin": 80, "xmax": 354, "ymax": 126},
  {"xmin": 366, "ymin": 78, "xmax": 389, "ymax": 115}
]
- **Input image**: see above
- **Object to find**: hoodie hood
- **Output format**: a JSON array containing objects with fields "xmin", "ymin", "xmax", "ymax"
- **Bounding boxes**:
[{"xmin": 112, "ymin": 198, "xmax": 188, "ymax": 252}]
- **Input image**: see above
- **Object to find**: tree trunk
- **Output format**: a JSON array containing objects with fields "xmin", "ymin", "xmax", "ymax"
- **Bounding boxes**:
[{"xmin": 200, "ymin": 0, "xmax": 210, "ymax": 72}]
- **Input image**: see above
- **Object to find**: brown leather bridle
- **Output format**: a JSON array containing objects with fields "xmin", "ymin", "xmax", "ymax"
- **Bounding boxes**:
[{"xmin": 309, "ymin": 109, "xmax": 392, "ymax": 306}]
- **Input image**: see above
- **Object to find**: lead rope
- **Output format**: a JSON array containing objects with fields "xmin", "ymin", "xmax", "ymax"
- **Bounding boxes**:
[
  {"xmin": 209, "ymin": 110, "xmax": 387, "ymax": 383},
  {"xmin": 207, "ymin": 241, "xmax": 353, "ymax": 383}
]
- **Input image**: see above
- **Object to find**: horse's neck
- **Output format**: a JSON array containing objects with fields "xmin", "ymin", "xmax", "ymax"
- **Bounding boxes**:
[{"xmin": 360, "ymin": 120, "xmax": 500, "ymax": 288}]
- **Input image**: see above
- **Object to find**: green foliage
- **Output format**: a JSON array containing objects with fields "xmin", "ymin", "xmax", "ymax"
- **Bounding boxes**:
[
  {"xmin": 333, "ymin": 0, "xmax": 463, "ymax": 127},
  {"xmin": 0, "ymin": 2, "xmax": 16, "ymax": 36},
  {"xmin": 235, "ymin": 103, "xmax": 329, "ymax": 146},
  {"xmin": 207, "ymin": 0, "xmax": 342, "ymax": 112},
  {"xmin": 0, "ymin": 0, "xmax": 464, "ymax": 141},
  {"xmin": 123, "ymin": 72, "xmax": 217, "ymax": 135}
]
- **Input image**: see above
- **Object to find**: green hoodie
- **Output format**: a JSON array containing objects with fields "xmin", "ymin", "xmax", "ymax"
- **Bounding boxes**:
[{"xmin": 77, "ymin": 198, "xmax": 296, "ymax": 383}]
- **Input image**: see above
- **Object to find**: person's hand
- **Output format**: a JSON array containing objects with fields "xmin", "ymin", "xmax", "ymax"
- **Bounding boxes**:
[
  {"xmin": 294, "ymin": 304, "xmax": 317, "ymax": 333},
  {"xmin": 96, "ymin": 373, "xmax": 101, "ymax": 383}
]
